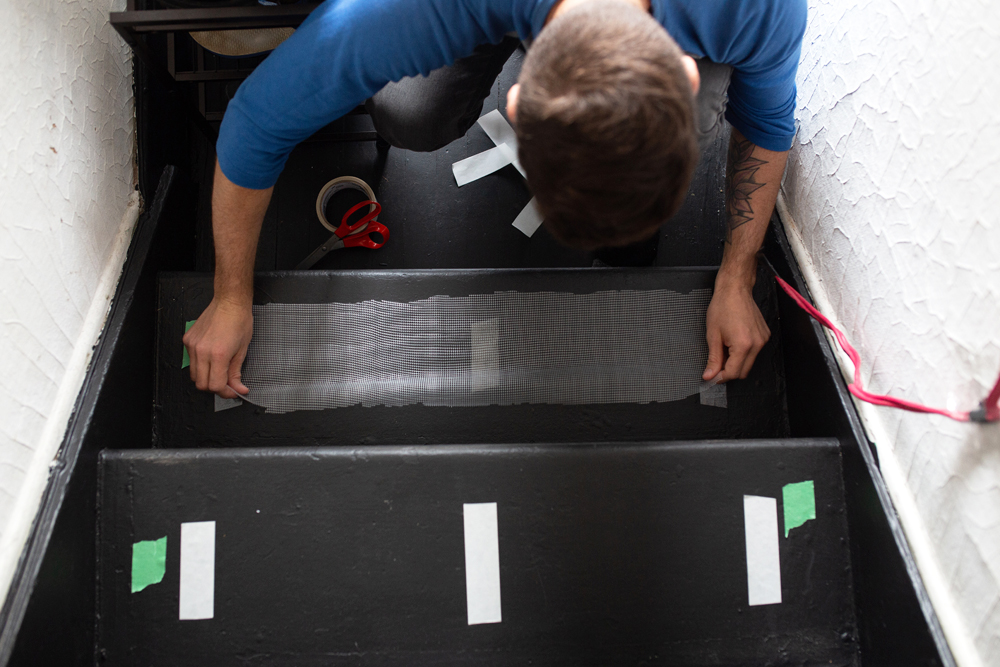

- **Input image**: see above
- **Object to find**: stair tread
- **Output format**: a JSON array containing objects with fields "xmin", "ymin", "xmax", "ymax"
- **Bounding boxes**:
[
  {"xmin": 98, "ymin": 438, "xmax": 856, "ymax": 665},
  {"xmin": 155, "ymin": 267, "xmax": 789, "ymax": 447}
]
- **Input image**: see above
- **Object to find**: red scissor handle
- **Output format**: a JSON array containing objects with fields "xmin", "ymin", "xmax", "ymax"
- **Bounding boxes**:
[
  {"xmin": 336, "ymin": 200, "xmax": 390, "ymax": 249},
  {"xmin": 341, "ymin": 220, "xmax": 389, "ymax": 249},
  {"xmin": 336, "ymin": 200, "xmax": 382, "ymax": 237}
]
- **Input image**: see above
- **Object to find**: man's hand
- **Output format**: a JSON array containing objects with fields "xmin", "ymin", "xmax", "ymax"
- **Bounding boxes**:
[
  {"xmin": 183, "ymin": 298, "xmax": 253, "ymax": 398},
  {"xmin": 703, "ymin": 282, "xmax": 770, "ymax": 382},
  {"xmin": 703, "ymin": 128, "xmax": 788, "ymax": 382},
  {"xmin": 188, "ymin": 160, "xmax": 272, "ymax": 397}
]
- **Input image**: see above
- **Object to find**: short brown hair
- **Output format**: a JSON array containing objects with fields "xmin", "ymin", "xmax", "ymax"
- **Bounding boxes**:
[{"xmin": 515, "ymin": 0, "xmax": 698, "ymax": 250}]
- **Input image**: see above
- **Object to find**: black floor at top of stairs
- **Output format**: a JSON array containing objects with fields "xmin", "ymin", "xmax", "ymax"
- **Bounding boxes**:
[
  {"xmin": 98, "ymin": 439, "xmax": 856, "ymax": 666},
  {"xmin": 155, "ymin": 266, "xmax": 789, "ymax": 448}
]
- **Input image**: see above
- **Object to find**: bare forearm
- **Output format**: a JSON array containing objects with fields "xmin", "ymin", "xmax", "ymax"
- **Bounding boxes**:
[
  {"xmin": 212, "ymin": 160, "xmax": 273, "ymax": 306},
  {"xmin": 701, "ymin": 129, "xmax": 786, "ymax": 382},
  {"xmin": 718, "ymin": 128, "xmax": 788, "ymax": 290}
]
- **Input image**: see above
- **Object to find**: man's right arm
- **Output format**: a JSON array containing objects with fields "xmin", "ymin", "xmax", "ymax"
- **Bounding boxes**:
[{"xmin": 182, "ymin": 160, "xmax": 273, "ymax": 398}]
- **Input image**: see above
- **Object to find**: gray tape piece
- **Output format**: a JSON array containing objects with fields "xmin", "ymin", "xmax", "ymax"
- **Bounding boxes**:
[
  {"xmin": 241, "ymin": 288, "xmax": 713, "ymax": 414},
  {"xmin": 214, "ymin": 394, "xmax": 243, "ymax": 412},
  {"xmin": 699, "ymin": 380, "xmax": 728, "ymax": 408},
  {"xmin": 453, "ymin": 146, "xmax": 511, "ymax": 187},
  {"xmin": 477, "ymin": 109, "xmax": 518, "ymax": 149}
]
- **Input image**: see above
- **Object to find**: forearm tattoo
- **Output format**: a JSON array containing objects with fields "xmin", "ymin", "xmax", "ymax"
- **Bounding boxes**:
[{"xmin": 725, "ymin": 136, "xmax": 768, "ymax": 242}]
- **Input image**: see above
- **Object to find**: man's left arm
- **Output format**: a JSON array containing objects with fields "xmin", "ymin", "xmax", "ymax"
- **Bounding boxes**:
[{"xmin": 702, "ymin": 126, "xmax": 789, "ymax": 382}]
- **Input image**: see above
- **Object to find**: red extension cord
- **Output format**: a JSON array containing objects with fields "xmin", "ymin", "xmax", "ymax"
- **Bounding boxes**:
[{"xmin": 775, "ymin": 276, "xmax": 1000, "ymax": 423}]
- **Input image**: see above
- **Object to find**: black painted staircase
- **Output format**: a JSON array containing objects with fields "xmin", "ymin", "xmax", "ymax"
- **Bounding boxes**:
[
  {"xmin": 94, "ymin": 266, "xmax": 860, "ymax": 665},
  {"xmin": 2, "ymin": 37, "xmax": 953, "ymax": 664}
]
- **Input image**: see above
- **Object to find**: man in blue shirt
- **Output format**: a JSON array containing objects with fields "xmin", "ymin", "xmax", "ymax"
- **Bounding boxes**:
[{"xmin": 184, "ymin": 0, "xmax": 807, "ymax": 400}]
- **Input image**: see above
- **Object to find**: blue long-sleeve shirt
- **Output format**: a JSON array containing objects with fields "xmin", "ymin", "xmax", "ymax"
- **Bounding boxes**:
[{"xmin": 217, "ymin": 0, "xmax": 807, "ymax": 190}]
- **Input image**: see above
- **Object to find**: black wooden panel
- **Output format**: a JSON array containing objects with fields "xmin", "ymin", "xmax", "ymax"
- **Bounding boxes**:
[
  {"xmin": 98, "ymin": 439, "xmax": 856, "ymax": 666},
  {"xmin": 155, "ymin": 268, "xmax": 789, "ymax": 448},
  {"xmin": 6, "ymin": 168, "xmax": 194, "ymax": 667},
  {"xmin": 763, "ymin": 223, "xmax": 954, "ymax": 666}
]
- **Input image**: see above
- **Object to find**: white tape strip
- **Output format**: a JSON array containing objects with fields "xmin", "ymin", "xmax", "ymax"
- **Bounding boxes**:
[
  {"xmin": 470, "ymin": 319, "xmax": 500, "ymax": 391},
  {"xmin": 744, "ymin": 496, "xmax": 782, "ymax": 606},
  {"xmin": 179, "ymin": 521, "xmax": 216, "ymax": 620},
  {"xmin": 495, "ymin": 141, "xmax": 526, "ymax": 179},
  {"xmin": 463, "ymin": 502, "xmax": 502, "ymax": 625},
  {"xmin": 511, "ymin": 197, "xmax": 544, "ymax": 237},
  {"xmin": 477, "ymin": 109, "xmax": 518, "ymax": 148},
  {"xmin": 214, "ymin": 394, "xmax": 242, "ymax": 412},
  {"xmin": 453, "ymin": 110, "xmax": 545, "ymax": 235},
  {"xmin": 453, "ymin": 146, "xmax": 512, "ymax": 187}
]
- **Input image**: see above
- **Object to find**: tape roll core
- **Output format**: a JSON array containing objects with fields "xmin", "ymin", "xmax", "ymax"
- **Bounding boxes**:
[{"xmin": 316, "ymin": 176, "xmax": 378, "ymax": 233}]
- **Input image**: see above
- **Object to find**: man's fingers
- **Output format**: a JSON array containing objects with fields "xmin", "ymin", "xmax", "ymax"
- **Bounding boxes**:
[
  {"xmin": 185, "ymin": 333, "xmax": 196, "ymax": 383},
  {"xmin": 183, "ymin": 326, "xmax": 198, "ymax": 381},
  {"xmin": 192, "ymin": 347, "xmax": 213, "ymax": 392},
  {"xmin": 718, "ymin": 356, "xmax": 743, "ymax": 383},
  {"xmin": 703, "ymin": 330, "xmax": 725, "ymax": 381},
  {"xmin": 738, "ymin": 344, "xmax": 762, "ymax": 379},
  {"xmin": 718, "ymin": 339, "xmax": 751, "ymax": 383},
  {"xmin": 205, "ymin": 346, "xmax": 233, "ymax": 394},
  {"xmin": 195, "ymin": 357, "xmax": 213, "ymax": 392},
  {"xmin": 183, "ymin": 298, "xmax": 254, "ymax": 396},
  {"xmin": 188, "ymin": 347, "xmax": 198, "ymax": 384},
  {"xmin": 738, "ymin": 329, "xmax": 771, "ymax": 379},
  {"xmin": 227, "ymin": 346, "xmax": 250, "ymax": 396},
  {"xmin": 737, "ymin": 322, "xmax": 771, "ymax": 379},
  {"xmin": 215, "ymin": 384, "xmax": 239, "ymax": 400}
]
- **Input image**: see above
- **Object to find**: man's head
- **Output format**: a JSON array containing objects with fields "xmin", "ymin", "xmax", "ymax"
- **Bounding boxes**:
[{"xmin": 508, "ymin": 0, "xmax": 699, "ymax": 250}]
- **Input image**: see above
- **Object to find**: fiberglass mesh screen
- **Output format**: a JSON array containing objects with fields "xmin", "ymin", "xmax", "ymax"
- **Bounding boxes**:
[{"xmin": 241, "ymin": 289, "xmax": 712, "ymax": 413}]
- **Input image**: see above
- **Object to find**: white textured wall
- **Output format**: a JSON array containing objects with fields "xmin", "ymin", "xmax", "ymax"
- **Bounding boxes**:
[
  {"xmin": 0, "ymin": 0, "xmax": 139, "ymax": 602},
  {"xmin": 780, "ymin": 0, "xmax": 1000, "ymax": 664}
]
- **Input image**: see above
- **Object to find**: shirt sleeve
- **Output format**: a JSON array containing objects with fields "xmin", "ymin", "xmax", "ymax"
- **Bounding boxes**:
[
  {"xmin": 722, "ymin": 0, "xmax": 807, "ymax": 151},
  {"xmin": 216, "ymin": 0, "xmax": 524, "ymax": 190}
]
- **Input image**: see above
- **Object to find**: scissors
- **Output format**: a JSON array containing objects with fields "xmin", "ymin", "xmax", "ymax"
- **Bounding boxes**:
[{"xmin": 296, "ymin": 200, "xmax": 390, "ymax": 269}]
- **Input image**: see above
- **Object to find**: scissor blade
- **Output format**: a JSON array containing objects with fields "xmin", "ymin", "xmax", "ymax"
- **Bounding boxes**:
[{"xmin": 296, "ymin": 234, "xmax": 345, "ymax": 270}]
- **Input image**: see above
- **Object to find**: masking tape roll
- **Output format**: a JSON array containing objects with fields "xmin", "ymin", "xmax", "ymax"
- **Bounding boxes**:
[{"xmin": 316, "ymin": 176, "xmax": 378, "ymax": 233}]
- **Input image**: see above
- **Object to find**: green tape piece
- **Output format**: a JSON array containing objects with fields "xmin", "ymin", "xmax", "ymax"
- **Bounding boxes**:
[
  {"xmin": 131, "ymin": 536, "xmax": 167, "ymax": 593},
  {"xmin": 181, "ymin": 320, "xmax": 196, "ymax": 369},
  {"xmin": 783, "ymin": 480, "xmax": 816, "ymax": 537}
]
